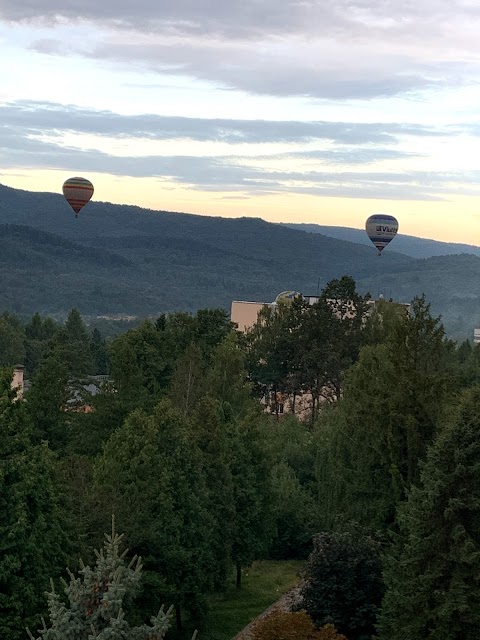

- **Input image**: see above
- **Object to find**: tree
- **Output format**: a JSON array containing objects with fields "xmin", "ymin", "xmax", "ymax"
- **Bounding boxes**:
[
  {"xmin": 168, "ymin": 343, "xmax": 206, "ymax": 415},
  {"xmin": 194, "ymin": 307, "xmax": 234, "ymax": 360},
  {"xmin": 230, "ymin": 411, "xmax": 276, "ymax": 587},
  {"xmin": 246, "ymin": 298, "xmax": 302, "ymax": 415},
  {"xmin": 90, "ymin": 327, "xmax": 109, "ymax": 375},
  {"xmin": 252, "ymin": 611, "xmax": 347, "ymax": 640},
  {"xmin": 190, "ymin": 397, "xmax": 236, "ymax": 588},
  {"xmin": 300, "ymin": 524, "xmax": 384, "ymax": 640},
  {"xmin": 0, "ymin": 313, "xmax": 25, "ymax": 367},
  {"xmin": 378, "ymin": 385, "xmax": 480, "ymax": 640},
  {"xmin": 108, "ymin": 320, "xmax": 171, "ymax": 411},
  {"xmin": 300, "ymin": 276, "xmax": 368, "ymax": 417},
  {"xmin": 0, "ymin": 368, "xmax": 69, "ymax": 640},
  {"xmin": 25, "ymin": 313, "xmax": 59, "ymax": 376},
  {"xmin": 52, "ymin": 309, "xmax": 94, "ymax": 377},
  {"xmin": 314, "ymin": 295, "xmax": 455, "ymax": 531},
  {"xmin": 93, "ymin": 400, "xmax": 215, "ymax": 630},
  {"xmin": 26, "ymin": 352, "xmax": 69, "ymax": 450},
  {"xmin": 246, "ymin": 277, "xmax": 369, "ymax": 421},
  {"xmin": 206, "ymin": 331, "xmax": 253, "ymax": 419},
  {"xmin": 27, "ymin": 521, "xmax": 176, "ymax": 640},
  {"xmin": 270, "ymin": 461, "xmax": 317, "ymax": 559}
]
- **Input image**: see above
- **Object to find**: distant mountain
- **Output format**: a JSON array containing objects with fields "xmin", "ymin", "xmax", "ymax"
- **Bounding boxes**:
[
  {"xmin": 0, "ymin": 183, "xmax": 479, "ymax": 340},
  {"xmin": 355, "ymin": 254, "xmax": 480, "ymax": 339},
  {"xmin": 0, "ymin": 183, "xmax": 413, "ymax": 313},
  {"xmin": 281, "ymin": 223, "xmax": 480, "ymax": 259}
]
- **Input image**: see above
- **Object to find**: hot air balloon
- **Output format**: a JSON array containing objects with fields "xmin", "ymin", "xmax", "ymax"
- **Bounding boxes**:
[
  {"xmin": 274, "ymin": 291, "xmax": 303, "ymax": 305},
  {"xmin": 365, "ymin": 213, "xmax": 398, "ymax": 255},
  {"xmin": 62, "ymin": 177, "xmax": 94, "ymax": 218}
]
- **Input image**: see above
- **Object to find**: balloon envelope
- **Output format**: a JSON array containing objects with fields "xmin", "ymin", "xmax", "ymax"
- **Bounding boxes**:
[
  {"xmin": 365, "ymin": 214, "xmax": 398, "ymax": 255},
  {"xmin": 62, "ymin": 177, "xmax": 94, "ymax": 217},
  {"xmin": 274, "ymin": 290, "xmax": 302, "ymax": 305}
]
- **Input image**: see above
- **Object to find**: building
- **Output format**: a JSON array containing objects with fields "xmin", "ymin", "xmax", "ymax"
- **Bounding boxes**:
[
  {"xmin": 11, "ymin": 364, "xmax": 25, "ymax": 400},
  {"xmin": 474, "ymin": 328, "xmax": 480, "ymax": 344},
  {"xmin": 231, "ymin": 292, "xmax": 410, "ymax": 334},
  {"xmin": 231, "ymin": 291, "xmax": 323, "ymax": 333},
  {"xmin": 231, "ymin": 292, "xmax": 411, "ymax": 420}
]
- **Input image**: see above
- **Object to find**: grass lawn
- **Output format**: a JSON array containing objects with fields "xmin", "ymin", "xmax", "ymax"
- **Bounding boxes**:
[{"xmin": 198, "ymin": 559, "xmax": 304, "ymax": 640}]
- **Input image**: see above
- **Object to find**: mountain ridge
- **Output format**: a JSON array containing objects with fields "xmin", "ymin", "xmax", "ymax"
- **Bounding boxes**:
[
  {"xmin": 281, "ymin": 222, "xmax": 480, "ymax": 259},
  {"xmin": 0, "ymin": 183, "xmax": 479, "ymax": 339}
]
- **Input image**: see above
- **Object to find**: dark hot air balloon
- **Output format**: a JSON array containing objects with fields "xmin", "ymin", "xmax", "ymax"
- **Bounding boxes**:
[
  {"xmin": 365, "ymin": 213, "xmax": 398, "ymax": 255},
  {"xmin": 62, "ymin": 177, "xmax": 94, "ymax": 218}
]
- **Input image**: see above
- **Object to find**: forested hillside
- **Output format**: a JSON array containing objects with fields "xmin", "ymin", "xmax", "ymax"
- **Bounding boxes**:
[
  {"xmin": 1, "ymin": 184, "xmax": 480, "ymax": 338},
  {"xmin": 282, "ymin": 222, "xmax": 480, "ymax": 259}
]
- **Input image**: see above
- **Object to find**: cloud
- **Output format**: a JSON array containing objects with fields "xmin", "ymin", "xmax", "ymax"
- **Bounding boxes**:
[
  {"xmin": 0, "ymin": 100, "xmax": 444, "ymax": 145},
  {"xmin": 3, "ymin": 1, "xmax": 480, "ymax": 99},
  {"xmin": 0, "ymin": 116, "xmax": 478, "ymax": 202},
  {"xmin": 2, "ymin": 0, "xmax": 479, "ymax": 41}
]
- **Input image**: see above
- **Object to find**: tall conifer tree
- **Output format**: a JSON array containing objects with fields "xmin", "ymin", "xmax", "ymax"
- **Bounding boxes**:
[{"xmin": 379, "ymin": 385, "xmax": 480, "ymax": 640}]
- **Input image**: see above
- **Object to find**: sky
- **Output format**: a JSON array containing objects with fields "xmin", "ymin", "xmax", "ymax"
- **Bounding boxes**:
[{"xmin": 1, "ymin": 1, "xmax": 480, "ymax": 243}]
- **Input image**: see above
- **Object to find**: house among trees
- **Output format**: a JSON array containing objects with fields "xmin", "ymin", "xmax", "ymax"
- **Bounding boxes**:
[
  {"xmin": 231, "ymin": 292, "xmax": 410, "ymax": 334},
  {"xmin": 11, "ymin": 364, "xmax": 25, "ymax": 400},
  {"xmin": 232, "ymin": 288, "xmax": 411, "ymax": 421}
]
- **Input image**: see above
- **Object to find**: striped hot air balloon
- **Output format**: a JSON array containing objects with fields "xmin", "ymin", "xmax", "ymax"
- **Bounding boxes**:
[
  {"xmin": 365, "ymin": 213, "xmax": 398, "ymax": 256},
  {"xmin": 62, "ymin": 177, "xmax": 94, "ymax": 218}
]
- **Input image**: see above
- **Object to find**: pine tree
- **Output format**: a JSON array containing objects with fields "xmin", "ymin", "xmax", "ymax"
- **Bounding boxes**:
[
  {"xmin": 52, "ymin": 309, "xmax": 95, "ymax": 377},
  {"xmin": 378, "ymin": 385, "xmax": 480, "ymax": 640},
  {"xmin": 90, "ymin": 327, "xmax": 108, "ymax": 375},
  {"xmin": 27, "ymin": 520, "xmax": 177, "ymax": 640}
]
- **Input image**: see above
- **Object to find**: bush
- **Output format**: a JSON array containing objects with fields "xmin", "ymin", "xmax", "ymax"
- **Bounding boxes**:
[
  {"xmin": 300, "ymin": 525, "xmax": 384, "ymax": 640},
  {"xmin": 252, "ymin": 610, "xmax": 346, "ymax": 640}
]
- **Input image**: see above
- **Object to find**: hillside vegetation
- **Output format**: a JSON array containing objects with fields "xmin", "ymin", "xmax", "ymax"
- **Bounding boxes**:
[
  {"xmin": 282, "ymin": 222, "xmax": 480, "ymax": 259},
  {"xmin": 1, "ymin": 184, "xmax": 479, "ymax": 338}
]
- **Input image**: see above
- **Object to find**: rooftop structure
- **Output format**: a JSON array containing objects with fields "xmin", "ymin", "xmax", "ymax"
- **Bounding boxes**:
[{"xmin": 231, "ymin": 292, "xmax": 410, "ymax": 333}]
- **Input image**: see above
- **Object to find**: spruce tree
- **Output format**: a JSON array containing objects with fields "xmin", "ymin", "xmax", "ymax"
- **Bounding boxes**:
[
  {"xmin": 27, "ymin": 521, "xmax": 176, "ymax": 640},
  {"xmin": 52, "ymin": 309, "xmax": 95, "ymax": 377},
  {"xmin": 90, "ymin": 327, "xmax": 108, "ymax": 375},
  {"xmin": 379, "ymin": 385, "xmax": 480, "ymax": 640},
  {"xmin": 25, "ymin": 313, "xmax": 60, "ymax": 376}
]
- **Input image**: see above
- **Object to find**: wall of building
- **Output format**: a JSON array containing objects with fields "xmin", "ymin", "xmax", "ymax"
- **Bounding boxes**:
[{"xmin": 231, "ymin": 301, "xmax": 273, "ymax": 332}]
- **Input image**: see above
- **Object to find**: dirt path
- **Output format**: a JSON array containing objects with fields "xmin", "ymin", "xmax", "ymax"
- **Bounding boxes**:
[{"xmin": 231, "ymin": 583, "xmax": 303, "ymax": 640}]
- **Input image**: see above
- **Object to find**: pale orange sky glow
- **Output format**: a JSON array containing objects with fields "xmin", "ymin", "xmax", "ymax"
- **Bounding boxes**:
[{"xmin": 2, "ymin": 169, "xmax": 480, "ymax": 245}]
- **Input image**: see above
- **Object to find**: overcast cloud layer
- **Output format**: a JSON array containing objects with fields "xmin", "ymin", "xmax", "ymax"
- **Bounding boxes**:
[
  {"xmin": 3, "ymin": 0, "xmax": 480, "ymax": 99},
  {"xmin": 1, "ymin": 99, "xmax": 477, "ymax": 201}
]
